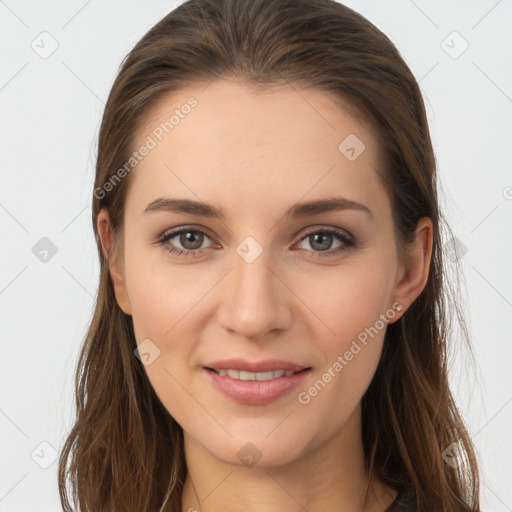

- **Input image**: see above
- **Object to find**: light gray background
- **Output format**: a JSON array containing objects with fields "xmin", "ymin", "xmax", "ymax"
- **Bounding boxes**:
[{"xmin": 0, "ymin": 1, "xmax": 511, "ymax": 510}]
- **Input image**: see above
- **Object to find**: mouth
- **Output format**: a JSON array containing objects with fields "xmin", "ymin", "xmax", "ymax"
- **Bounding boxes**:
[
  {"xmin": 203, "ymin": 363, "xmax": 312, "ymax": 405},
  {"xmin": 205, "ymin": 367, "xmax": 310, "ymax": 381}
]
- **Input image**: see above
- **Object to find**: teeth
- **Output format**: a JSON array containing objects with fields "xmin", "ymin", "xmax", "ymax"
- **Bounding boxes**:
[{"xmin": 216, "ymin": 369, "xmax": 296, "ymax": 380}]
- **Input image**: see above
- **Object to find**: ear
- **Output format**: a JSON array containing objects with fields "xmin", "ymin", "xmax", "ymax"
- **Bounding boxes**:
[
  {"xmin": 389, "ymin": 217, "xmax": 433, "ymax": 322},
  {"xmin": 96, "ymin": 208, "xmax": 132, "ymax": 315}
]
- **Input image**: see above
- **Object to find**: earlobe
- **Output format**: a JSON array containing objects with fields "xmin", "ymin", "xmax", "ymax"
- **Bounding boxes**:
[
  {"xmin": 390, "ymin": 217, "xmax": 433, "ymax": 321},
  {"xmin": 96, "ymin": 209, "xmax": 132, "ymax": 315}
]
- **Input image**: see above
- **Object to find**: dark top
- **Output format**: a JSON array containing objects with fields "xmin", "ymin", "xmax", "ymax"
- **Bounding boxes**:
[{"xmin": 384, "ymin": 490, "xmax": 414, "ymax": 511}]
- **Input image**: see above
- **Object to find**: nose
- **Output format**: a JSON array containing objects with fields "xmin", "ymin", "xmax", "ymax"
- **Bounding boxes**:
[{"xmin": 217, "ymin": 243, "xmax": 293, "ymax": 341}]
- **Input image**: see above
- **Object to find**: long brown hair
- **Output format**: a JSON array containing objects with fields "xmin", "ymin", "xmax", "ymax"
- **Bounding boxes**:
[{"xmin": 58, "ymin": 0, "xmax": 481, "ymax": 510}]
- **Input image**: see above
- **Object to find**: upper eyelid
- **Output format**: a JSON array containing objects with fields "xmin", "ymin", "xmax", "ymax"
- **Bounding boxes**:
[
  {"xmin": 157, "ymin": 225, "xmax": 216, "ymax": 243},
  {"xmin": 300, "ymin": 225, "xmax": 352, "ymax": 239}
]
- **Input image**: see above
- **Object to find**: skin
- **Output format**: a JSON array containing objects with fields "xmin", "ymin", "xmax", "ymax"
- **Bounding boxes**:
[{"xmin": 97, "ymin": 79, "xmax": 433, "ymax": 512}]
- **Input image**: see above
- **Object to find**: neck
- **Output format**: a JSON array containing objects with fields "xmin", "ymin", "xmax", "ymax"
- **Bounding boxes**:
[{"xmin": 180, "ymin": 405, "xmax": 397, "ymax": 512}]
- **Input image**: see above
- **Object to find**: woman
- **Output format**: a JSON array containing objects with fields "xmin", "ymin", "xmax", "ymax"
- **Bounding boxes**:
[{"xmin": 58, "ymin": 0, "xmax": 481, "ymax": 510}]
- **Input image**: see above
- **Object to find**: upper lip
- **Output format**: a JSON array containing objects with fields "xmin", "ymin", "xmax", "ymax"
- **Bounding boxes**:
[{"xmin": 205, "ymin": 358, "xmax": 311, "ymax": 373}]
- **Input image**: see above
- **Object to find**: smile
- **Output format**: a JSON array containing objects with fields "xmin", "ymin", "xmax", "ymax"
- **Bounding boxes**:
[
  {"xmin": 210, "ymin": 369, "xmax": 297, "ymax": 380},
  {"xmin": 204, "ymin": 366, "xmax": 312, "ymax": 405}
]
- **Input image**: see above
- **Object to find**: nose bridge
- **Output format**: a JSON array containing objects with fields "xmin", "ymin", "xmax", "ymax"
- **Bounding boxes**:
[{"xmin": 218, "ymin": 236, "xmax": 291, "ymax": 339}]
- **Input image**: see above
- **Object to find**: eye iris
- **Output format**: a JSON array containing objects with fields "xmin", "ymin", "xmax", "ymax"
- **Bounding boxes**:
[
  {"xmin": 180, "ymin": 231, "xmax": 203, "ymax": 250},
  {"xmin": 310, "ymin": 232, "xmax": 332, "ymax": 251}
]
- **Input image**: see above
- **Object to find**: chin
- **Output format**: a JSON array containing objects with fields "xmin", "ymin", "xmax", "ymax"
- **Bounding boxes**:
[{"xmin": 201, "ymin": 431, "xmax": 307, "ymax": 469}]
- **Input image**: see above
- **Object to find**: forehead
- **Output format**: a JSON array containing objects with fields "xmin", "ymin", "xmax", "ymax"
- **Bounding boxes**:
[
  {"xmin": 137, "ymin": 78, "xmax": 373, "ymax": 150},
  {"xmin": 127, "ymin": 79, "xmax": 388, "ymax": 217}
]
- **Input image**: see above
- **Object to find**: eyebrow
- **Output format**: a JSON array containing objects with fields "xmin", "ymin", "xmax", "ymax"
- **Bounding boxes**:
[{"xmin": 143, "ymin": 196, "xmax": 372, "ymax": 219}]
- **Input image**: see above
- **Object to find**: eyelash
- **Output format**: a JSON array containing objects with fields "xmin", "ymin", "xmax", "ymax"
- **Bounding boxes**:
[{"xmin": 154, "ymin": 225, "xmax": 356, "ymax": 259}]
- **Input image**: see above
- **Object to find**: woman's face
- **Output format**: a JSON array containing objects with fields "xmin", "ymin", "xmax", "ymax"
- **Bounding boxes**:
[{"xmin": 100, "ymin": 79, "xmax": 422, "ymax": 468}]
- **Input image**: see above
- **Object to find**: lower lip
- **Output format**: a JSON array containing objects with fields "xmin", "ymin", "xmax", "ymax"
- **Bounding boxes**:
[{"xmin": 204, "ymin": 368, "xmax": 311, "ymax": 405}]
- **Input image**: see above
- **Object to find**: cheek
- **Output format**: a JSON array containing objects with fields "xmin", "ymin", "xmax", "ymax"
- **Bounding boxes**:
[
  {"xmin": 124, "ymin": 264, "xmax": 199, "ymax": 419},
  {"xmin": 295, "ymin": 275, "xmax": 392, "ymax": 438},
  {"xmin": 299, "ymin": 256, "xmax": 395, "ymax": 346},
  {"xmin": 124, "ymin": 243, "xmax": 213, "ymax": 341},
  {"xmin": 294, "ymin": 255, "xmax": 394, "ymax": 403},
  {"xmin": 122, "ymin": 248, "xmax": 216, "ymax": 413}
]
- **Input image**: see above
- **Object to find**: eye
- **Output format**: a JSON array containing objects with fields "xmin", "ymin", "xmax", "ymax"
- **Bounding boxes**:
[
  {"xmin": 296, "ymin": 227, "xmax": 355, "ymax": 257},
  {"xmin": 153, "ymin": 225, "xmax": 355, "ymax": 259},
  {"xmin": 154, "ymin": 226, "xmax": 217, "ymax": 257}
]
